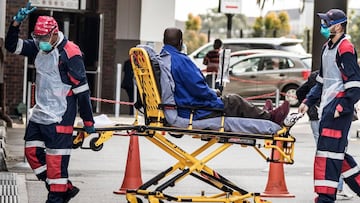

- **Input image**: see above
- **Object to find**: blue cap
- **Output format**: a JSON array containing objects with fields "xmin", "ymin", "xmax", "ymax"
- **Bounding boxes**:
[{"xmin": 317, "ymin": 9, "xmax": 347, "ymax": 27}]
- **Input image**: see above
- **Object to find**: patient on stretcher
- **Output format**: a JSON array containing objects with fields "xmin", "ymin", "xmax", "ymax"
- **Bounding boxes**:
[{"xmin": 150, "ymin": 28, "xmax": 289, "ymax": 132}]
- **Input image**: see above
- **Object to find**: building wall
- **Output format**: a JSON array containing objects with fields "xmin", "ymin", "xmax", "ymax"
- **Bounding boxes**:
[
  {"xmin": 4, "ymin": 0, "xmax": 28, "ymax": 115},
  {"xmin": 0, "ymin": 0, "xmax": 5, "ymax": 39}
]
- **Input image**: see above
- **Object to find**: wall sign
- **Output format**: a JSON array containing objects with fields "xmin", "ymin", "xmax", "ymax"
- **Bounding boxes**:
[
  {"xmin": 31, "ymin": 0, "xmax": 79, "ymax": 10},
  {"xmin": 220, "ymin": 0, "xmax": 242, "ymax": 14}
]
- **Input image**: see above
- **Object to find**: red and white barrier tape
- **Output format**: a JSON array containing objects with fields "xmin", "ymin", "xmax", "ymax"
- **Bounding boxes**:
[{"xmin": 90, "ymin": 97, "xmax": 134, "ymax": 106}]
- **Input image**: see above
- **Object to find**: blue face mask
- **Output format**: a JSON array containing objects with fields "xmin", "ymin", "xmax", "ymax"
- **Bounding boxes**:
[
  {"xmin": 39, "ymin": 41, "xmax": 53, "ymax": 52},
  {"xmin": 320, "ymin": 26, "xmax": 330, "ymax": 39}
]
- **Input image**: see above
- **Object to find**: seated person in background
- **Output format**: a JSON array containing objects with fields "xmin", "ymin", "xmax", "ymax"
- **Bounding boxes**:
[{"xmin": 160, "ymin": 28, "xmax": 289, "ymax": 126}]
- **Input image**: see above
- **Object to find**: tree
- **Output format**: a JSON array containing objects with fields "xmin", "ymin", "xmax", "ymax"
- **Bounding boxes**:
[
  {"xmin": 185, "ymin": 13, "xmax": 202, "ymax": 31},
  {"xmin": 348, "ymin": 10, "xmax": 360, "ymax": 56},
  {"xmin": 278, "ymin": 11, "xmax": 290, "ymax": 36},
  {"xmin": 183, "ymin": 13, "xmax": 207, "ymax": 54},
  {"xmin": 183, "ymin": 8, "xmax": 249, "ymax": 54},
  {"xmin": 252, "ymin": 11, "xmax": 290, "ymax": 37},
  {"xmin": 199, "ymin": 8, "xmax": 248, "ymax": 39},
  {"xmin": 253, "ymin": 17, "xmax": 264, "ymax": 37}
]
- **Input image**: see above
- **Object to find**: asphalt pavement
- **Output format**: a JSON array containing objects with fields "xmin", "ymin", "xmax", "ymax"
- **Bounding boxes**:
[{"xmin": 3, "ymin": 109, "xmax": 360, "ymax": 203}]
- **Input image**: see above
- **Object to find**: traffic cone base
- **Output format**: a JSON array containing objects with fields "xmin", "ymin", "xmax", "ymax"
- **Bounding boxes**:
[
  {"xmin": 113, "ymin": 136, "xmax": 143, "ymax": 195},
  {"xmin": 261, "ymin": 152, "xmax": 295, "ymax": 198}
]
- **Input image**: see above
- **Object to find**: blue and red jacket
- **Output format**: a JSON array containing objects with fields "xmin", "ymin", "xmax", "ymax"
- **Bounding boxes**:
[
  {"xmin": 304, "ymin": 35, "xmax": 360, "ymax": 116},
  {"xmin": 5, "ymin": 23, "xmax": 94, "ymax": 128}
]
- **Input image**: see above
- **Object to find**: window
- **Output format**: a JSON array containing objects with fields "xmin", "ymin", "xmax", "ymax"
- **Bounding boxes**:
[
  {"xmin": 195, "ymin": 45, "xmax": 213, "ymax": 58},
  {"xmin": 231, "ymin": 57, "xmax": 261, "ymax": 75}
]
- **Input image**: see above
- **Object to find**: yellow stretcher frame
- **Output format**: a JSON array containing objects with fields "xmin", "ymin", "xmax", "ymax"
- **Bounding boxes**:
[
  {"xmin": 73, "ymin": 47, "xmax": 297, "ymax": 203},
  {"xmin": 121, "ymin": 47, "xmax": 297, "ymax": 203}
]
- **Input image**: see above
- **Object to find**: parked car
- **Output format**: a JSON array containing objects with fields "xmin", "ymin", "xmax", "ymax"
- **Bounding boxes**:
[
  {"xmin": 229, "ymin": 49, "xmax": 287, "ymax": 66},
  {"xmin": 221, "ymin": 51, "xmax": 312, "ymax": 106},
  {"xmin": 189, "ymin": 37, "xmax": 308, "ymax": 70}
]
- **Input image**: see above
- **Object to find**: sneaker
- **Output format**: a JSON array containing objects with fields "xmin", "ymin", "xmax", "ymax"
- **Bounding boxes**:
[
  {"xmin": 63, "ymin": 186, "xmax": 80, "ymax": 203},
  {"xmin": 263, "ymin": 99, "xmax": 273, "ymax": 111},
  {"xmin": 336, "ymin": 190, "xmax": 353, "ymax": 200},
  {"xmin": 270, "ymin": 101, "xmax": 290, "ymax": 125},
  {"xmin": 283, "ymin": 113, "xmax": 304, "ymax": 127}
]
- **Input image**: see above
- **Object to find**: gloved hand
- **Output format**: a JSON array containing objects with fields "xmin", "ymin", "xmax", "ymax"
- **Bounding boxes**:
[
  {"xmin": 84, "ymin": 125, "xmax": 96, "ymax": 134},
  {"xmin": 13, "ymin": 2, "xmax": 37, "ymax": 23},
  {"xmin": 298, "ymin": 103, "xmax": 309, "ymax": 114}
]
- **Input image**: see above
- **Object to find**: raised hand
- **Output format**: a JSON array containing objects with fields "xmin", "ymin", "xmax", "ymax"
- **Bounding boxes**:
[{"xmin": 13, "ymin": 2, "xmax": 37, "ymax": 23}]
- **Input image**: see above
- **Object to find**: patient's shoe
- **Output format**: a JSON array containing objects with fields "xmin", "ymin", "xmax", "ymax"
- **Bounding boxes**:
[
  {"xmin": 283, "ymin": 113, "xmax": 303, "ymax": 127},
  {"xmin": 270, "ymin": 101, "xmax": 290, "ymax": 125},
  {"xmin": 263, "ymin": 99, "xmax": 273, "ymax": 111}
]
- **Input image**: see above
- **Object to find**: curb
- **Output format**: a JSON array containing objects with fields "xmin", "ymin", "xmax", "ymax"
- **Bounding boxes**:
[
  {"xmin": 0, "ymin": 119, "xmax": 7, "ymax": 171},
  {"xmin": 0, "ymin": 172, "xmax": 21, "ymax": 203}
]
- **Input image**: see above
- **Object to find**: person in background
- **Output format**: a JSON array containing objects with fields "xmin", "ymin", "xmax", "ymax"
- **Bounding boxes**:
[
  {"xmin": 121, "ymin": 58, "xmax": 134, "ymax": 115},
  {"xmin": 298, "ymin": 9, "xmax": 360, "ymax": 203},
  {"xmin": 161, "ymin": 28, "xmax": 289, "ymax": 126},
  {"xmin": 297, "ymin": 70, "xmax": 353, "ymax": 200},
  {"xmin": 5, "ymin": 2, "xmax": 95, "ymax": 202},
  {"xmin": 203, "ymin": 38, "xmax": 222, "ymax": 88}
]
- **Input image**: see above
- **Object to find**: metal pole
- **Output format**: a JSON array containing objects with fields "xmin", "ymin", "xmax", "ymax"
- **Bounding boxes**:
[
  {"xmin": 96, "ymin": 13, "xmax": 104, "ymax": 113},
  {"xmin": 207, "ymin": 29, "xmax": 211, "ymax": 42},
  {"xmin": 115, "ymin": 64, "xmax": 122, "ymax": 118},
  {"xmin": 22, "ymin": 57, "xmax": 28, "ymax": 104},
  {"xmin": 226, "ymin": 14, "xmax": 234, "ymax": 38},
  {"xmin": 133, "ymin": 80, "xmax": 137, "ymax": 117},
  {"xmin": 275, "ymin": 89, "xmax": 280, "ymax": 107},
  {"xmin": 211, "ymin": 73, "xmax": 216, "ymax": 88}
]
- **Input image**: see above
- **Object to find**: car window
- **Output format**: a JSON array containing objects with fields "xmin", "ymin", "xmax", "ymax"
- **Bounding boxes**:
[
  {"xmin": 230, "ymin": 55, "xmax": 248, "ymax": 66},
  {"xmin": 195, "ymin": 45, "xmax": 213, "ymax": 58},
  {"xmin": 260, "ymin": 57, "xmax": 290, "ymax": 71},
  {"xmin": 231, "ymin": 57, "xmax": 260, "ymax": 75},
  {"xmin": 287, "ymin": 58, "xmax": 295, "ymax": 68},
  {"xmin": 279, "ymin": 57, "xmax": 289, "ymax": 69},
  {"xmin": 262, "ymin": 57, "xmax": 276, "ymax": 71},
  {"xmin": 301, "ymin": 57, "xmax": 312, "ymax": 69}
]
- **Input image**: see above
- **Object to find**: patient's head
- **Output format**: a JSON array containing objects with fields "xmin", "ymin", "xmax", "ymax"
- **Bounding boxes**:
[{"xmin": 163, "ymin": 28, "xmax": 183, "ymax": 51}]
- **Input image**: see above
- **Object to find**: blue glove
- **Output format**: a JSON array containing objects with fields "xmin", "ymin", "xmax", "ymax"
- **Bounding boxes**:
[
  {"xmin": 13, "ymin": 2, "xmax": 37, "ymax": 23},
  {"xmin": 84, "ymin": 125, "xmax": 96, "ymax": 134}
]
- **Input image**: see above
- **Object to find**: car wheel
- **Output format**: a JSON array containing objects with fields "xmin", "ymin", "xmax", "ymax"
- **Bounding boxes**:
[{"xmin": 282, "ymin": 85, "xmax": 299, "ymax": 107}]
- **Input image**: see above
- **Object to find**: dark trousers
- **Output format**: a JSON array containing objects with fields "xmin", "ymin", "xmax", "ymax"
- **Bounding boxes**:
[
  {"xmin": 315, "ymin": 99, "xmax": 360, "ymax": 203},
  {"xmin": 24, "ymin": 121, "xmax": 73, "ymax": 203},
  {"xmin": 221, "ymin": 94, "xmax": 271, "ymax": 120}
]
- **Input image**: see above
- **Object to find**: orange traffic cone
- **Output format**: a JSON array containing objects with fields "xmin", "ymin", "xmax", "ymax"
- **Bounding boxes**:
[
  {"xmin": 113, "ymin": 135, "xmax": 143, "ymax": 194},
  {"xmin": 261, "ymin": 141, "xmax": 295, "ymax": 198}
]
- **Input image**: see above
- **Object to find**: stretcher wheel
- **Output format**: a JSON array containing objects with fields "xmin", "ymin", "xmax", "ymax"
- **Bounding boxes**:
[
  {"xmin": 72, "ymin": 135, "xmax": 83, "ymax": 149},
  {"xmin": 89, "ymin": 137, "xmax": 103, "ymax": 151}
]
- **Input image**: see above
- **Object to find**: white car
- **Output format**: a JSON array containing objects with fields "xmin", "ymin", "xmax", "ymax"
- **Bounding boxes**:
[
  {"xmin": 221, "ymin": 51, "xmax": 312, "ymax": 106},
  {"xmin": 189, "ymin": 37, "xmax": 307, "ymax": 70}
]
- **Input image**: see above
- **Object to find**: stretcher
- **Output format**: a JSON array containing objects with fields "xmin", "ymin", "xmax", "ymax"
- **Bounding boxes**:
[{"xmin": 73, "ymin": 46, "xmax": 301, "ymax": 203}]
